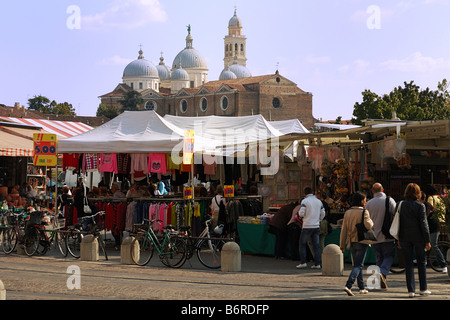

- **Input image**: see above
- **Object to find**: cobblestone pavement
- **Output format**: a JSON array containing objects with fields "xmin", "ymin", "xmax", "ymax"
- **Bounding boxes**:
[{"xmin": 1, "ymin": 242, "xmax": 449, "ymax": 302}]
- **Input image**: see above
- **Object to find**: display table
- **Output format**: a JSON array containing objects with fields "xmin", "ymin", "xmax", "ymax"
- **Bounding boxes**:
[
  {"xmin": 237, "ymin": 223, "xmax": 377, "ymax": 264},
  {"xmin": 237, "ymin": 223, "xmax": 275, "ymax": 256}
]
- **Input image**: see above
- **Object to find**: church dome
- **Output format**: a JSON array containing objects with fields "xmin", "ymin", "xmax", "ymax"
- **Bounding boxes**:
[
  {"xmin": 219, "ymin": 67, "xmax": 237, "ymax": 80},
  {"xmin": 172, "ymin": 31, "xmax": 207, "ymax": 70},
  {"xmin": 156, "ymin": 55, "xmax": 171, "ymax": 81},
  {"xmin": 229, "ymin": 61, "xmax": 252, "ymax": 78},
  {"xmin": 171, "ymin": 64, "xmax": 189, "ymax": 81},
  {"xmin": 123, "ymin": 50, "xmax": 159, "ymax": 78},
  {"xmin": 228, "ymin": 10, "xmax": 242, "ymax": 28}
]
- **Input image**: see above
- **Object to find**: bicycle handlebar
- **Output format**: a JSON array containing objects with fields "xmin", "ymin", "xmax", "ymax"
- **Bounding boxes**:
[{"xmin": 80, "ymin": 211, "xmax": 106, "ymax": 221}]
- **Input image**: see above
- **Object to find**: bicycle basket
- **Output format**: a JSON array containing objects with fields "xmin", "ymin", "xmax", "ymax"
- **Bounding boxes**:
[{"xmin": 29, "ymin": 211, "xmax": 44, "ymax": 225}]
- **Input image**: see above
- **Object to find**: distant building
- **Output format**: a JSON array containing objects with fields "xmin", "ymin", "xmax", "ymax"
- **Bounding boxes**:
[{"xmin": 100, "ymin": 9, "xmax": 317, "ymax": 129}]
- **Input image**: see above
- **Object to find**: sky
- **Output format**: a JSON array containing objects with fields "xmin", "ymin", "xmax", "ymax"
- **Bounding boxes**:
[{"xmin": 1, "ymin": 0, "xmax": 450, "ymax": 122}]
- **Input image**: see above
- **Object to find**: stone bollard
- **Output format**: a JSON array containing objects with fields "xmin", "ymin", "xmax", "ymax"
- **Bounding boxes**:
[
  {"xmin": 221, "ymin": 241, "xmax": 241, "ymax": 272},
  {"xmin": 16, "ymin": 243, "xmax": 26, "ymax": 255},
  {"xmin": 0, "ymin": 279, "xmax": 5, "ymax": 300},
  {"xmin": 80, "ymin": 235, "xmax": 99, "ymax": 261},
  {"xmin": 322, "ymin": 244, "xmax": 344, "ymax": 276},
  {"xmin": 121, "ymin": 236, "xmax": 136, "ymax": 265}
]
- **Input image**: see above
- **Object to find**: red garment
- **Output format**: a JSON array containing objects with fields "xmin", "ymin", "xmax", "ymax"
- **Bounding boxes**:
[
  {"xmin": 148, "ymin": 153, "xmax": 167, "ymax": 174},
  {"xmin": 63, "ymin": 153, "xmax": 79, "ymax": 170}
]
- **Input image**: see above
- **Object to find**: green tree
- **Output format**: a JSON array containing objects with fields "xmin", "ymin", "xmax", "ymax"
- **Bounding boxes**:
[
  {"xmin": 119, "ymin": 90, "xmax": 144, "ymax": 112},
  {"xmin": 28, "ymin": 95, "xmax": 51, "ymax": 113},
  {"xmin": 52, "ymin": 101, "xmax": 76, "ymax": 115},
  {"xmin": 352, "ymin": 79, "xmax": 450, "ymax": 124},
  {"xmin": 96, "ymin": 104, "xmax": 120, "ymax": 119}
]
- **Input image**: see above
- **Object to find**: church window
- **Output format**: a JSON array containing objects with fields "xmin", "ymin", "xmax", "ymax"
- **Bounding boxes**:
[
  {"xmin": 200, "ymin": 97, "xmax": 208, "ymax": 112},
  {"xmin": 241, "ymin": 44, "xmax": 244, "ymax": 52},
  {"xmin": 220, "ymin": 96, "xmax": 229, "ymax": 111},
  {"xmin": 235, "ymin": 43, "xmax": 238, "ymax": 52},
  {"xmin": 139, "ymin": 82, "xmax": 143, "ymax": 90},
  {"xmin": 272, "ymin": 97, "xmax": 282, "ymax": 109},
  {"xmin": 180, "ymin": 99, "xmax": 188, "ymax": 113},
  {"xmin": 145, "ymin": 100, "xmax": 157, "ymax": 111}
]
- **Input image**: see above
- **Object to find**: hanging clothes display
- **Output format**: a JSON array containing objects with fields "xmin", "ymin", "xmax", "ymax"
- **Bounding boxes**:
[
  {"xmin": 82, "ymin": 153, "xmax": 99, "ymax": 173},
  {"xmin": 99, "ymin": 153, "xmax": 118, "ymax": 174},
  {"xmin": 63, "ymin": 153, "xmax": 79, "ymax": 171},
  {"xmin": 148, "ymin": 153, "xmax": 167, "ymax": 174}
]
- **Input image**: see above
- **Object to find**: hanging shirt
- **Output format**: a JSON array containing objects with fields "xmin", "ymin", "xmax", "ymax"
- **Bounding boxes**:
[
  {"xmin": 148, "ymin": 153, "xmax": 167, "ymax": 174},
  {"xmin": 99, "ymin": 153, "xmax": 118, "ymax": 174},
  {"xmin": 83, "ymin": 154, "xmax": 99, "ymax": 173},
  {"xmin": 130, "ymin": 154, "xmax": 148, "ymax": 174},
  {"xmin": 63, "ymin": 153, "xmax": 79, "ymax": 170}
]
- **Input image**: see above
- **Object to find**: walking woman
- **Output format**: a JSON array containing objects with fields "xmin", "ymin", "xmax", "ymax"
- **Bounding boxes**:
[
  {"xmin": 398, "ymin": 183, "xmax": 431, "ymax": 298},
  {"xmin": 340, "ymin": 191, "xmax": 374, "ymax": 296}
]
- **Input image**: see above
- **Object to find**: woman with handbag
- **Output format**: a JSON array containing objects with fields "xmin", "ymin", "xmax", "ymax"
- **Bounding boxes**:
[
  {"xmin": 340, "ymin": 191, "xmax": 374, "ymax": 296},
  {"xmin": 397, "ymin": 183, "xmax": 431, "ymax": 298}
]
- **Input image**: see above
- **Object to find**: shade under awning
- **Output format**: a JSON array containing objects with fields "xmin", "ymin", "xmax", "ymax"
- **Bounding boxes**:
[{"xmin": 0, "ymin": 125, "xmax": 39, "ymax": 157}]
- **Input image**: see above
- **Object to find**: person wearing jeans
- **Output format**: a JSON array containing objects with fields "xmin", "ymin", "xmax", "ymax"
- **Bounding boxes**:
[
  {"xmin": 296, "ymin": 187, "xmax": 325, "ymax": 269},
  {"xmin": 340, "ymin": 191, "xmax": 374, "ymax": 296}
]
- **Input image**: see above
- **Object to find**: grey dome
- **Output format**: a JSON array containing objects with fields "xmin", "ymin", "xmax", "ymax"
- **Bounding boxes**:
[
  {"xmin": 229, "ymin": 62, "xmax": 252, "ymax": 78},
  {"xmin": 219, "ymin": 68, "xmax": 237, "ymax": 80},
  {"xmin": 172, "ymin": 32, "xmax": 207, "ymax": 70},
  {"xmin": 123, "ymin": 50, "xmax": 159, "ymax": 78},
  {"xmin": 171, "ymin": 65, "xmax": 189, "ymax": 81},
  {"xmin": 229, "ymin": 10, "xmax": 242, "ymax": 28},
  {"xmin": 156, "ymin": 56, "xmax": 171, "ymax": 81}
]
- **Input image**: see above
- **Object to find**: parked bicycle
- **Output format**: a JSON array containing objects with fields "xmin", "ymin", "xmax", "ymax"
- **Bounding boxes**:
[
  {"xmin": 1, "ymin": 209, "xmax": 29, "ymax": 254},
  {"xmin": 65, "ymin": 211, "xmax": 108, "ymax": 260},
  {"xmin": 23, "ymin": 211, "xmax": 67, "ymax": 257},
  {"xmin": 180, "ymin": 219, "xmax": 229, "ymax": 269},
  {"xmin": 130, "ymin": 219, "xmax": 187, "ymax": 268},
  {"xmin": 390, "ymin": 240, "xmax": 450, "ymax": 274}
]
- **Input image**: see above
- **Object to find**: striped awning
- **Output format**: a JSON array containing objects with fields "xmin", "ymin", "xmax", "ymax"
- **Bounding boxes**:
[
  {"xmin": 0, "ymin": 117, "xmax": 93, "ymax": 139},
  {"xmin": 0, "ymin": 125, "xmax": 37, "ymax": 157}
]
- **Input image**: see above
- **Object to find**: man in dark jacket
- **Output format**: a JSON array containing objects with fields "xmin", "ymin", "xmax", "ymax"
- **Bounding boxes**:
[{"xmin": 269, "ymin": 202, "xmax": 297, "ymax": 259}]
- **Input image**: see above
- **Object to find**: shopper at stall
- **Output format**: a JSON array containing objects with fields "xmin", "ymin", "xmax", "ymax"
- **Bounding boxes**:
[
  {"xmin": 422, "ymin": 185, "xmax": 448, "ymax": 273},
  {"xmin": 398, "ymin": 183, "xmax": 431, "ymax": 298},
  {"xmin": 211, "ymin": 185, "xmax": 227, "ymax": 228},
  {"xmin": 340, "ymin": 191, "xmax": 373, "ymax": 296},
  {"xmin": 364, "ymin": 183, "xmax": 397, "ymax": 289},
  {"xmin": 296, "ymin": 187, "xmax": 325, "ymax": 269},
  {"xmin": 269, "ymin": 202, "xmax": 298, "ymax": 259},
  {"xmin": 110, "ymin": 183, "xmax": 125, "ymax": 198}
]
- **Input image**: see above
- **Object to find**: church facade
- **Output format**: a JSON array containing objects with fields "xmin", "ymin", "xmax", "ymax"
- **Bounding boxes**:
[{"xmin": 99, "ymin": 10, "xmax": 316, "ymax": 129}]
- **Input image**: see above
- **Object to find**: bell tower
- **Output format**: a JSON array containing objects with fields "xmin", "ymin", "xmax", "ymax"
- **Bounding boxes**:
[{"xmin": 224, "ymin": 8, "xmax": 247, "ymax": 68}]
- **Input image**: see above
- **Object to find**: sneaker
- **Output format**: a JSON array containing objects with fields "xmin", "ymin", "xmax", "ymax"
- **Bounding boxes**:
[
  {"xmin": 420, "ymin": 290, "xmax": 431, "ymax": 296},
  {"xmin": 409, "ymin": 292, "xmax": 415, "ymax": 298},
  {"xmin": 380, "ymin": 273, "xmax": 388, "ymax": 289},
  {"xmin": 359, "ymin": 289, "xmax": 369, "ymax": 294},
  {"xmin": 311, "ymin": 265, "xmax": 321, "ymax": 269},
  {"xmin": 296, "ymin": 263, "xmax": 307, "ymax": 269},
  {"xmin": 442, "ymin": 267, "xmax": 447, "ymax": 274},
  {"xmin": 344, "ymin": 287, "xmax": 354, "ymax": 296}
]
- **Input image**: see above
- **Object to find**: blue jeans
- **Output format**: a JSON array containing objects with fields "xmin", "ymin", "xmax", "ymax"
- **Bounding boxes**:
[
  {"xmin": 299, "ymin": 228, "xmax": 321, "ymax": 266},
  {"xmin": 429, "ymin": 232, "xmax": 447, "ymax": 268},
  {"xmin": 373, "ymin": 241, "xmax": 395, "ymax": 278},
  {"xmin": 345, "ymin": 242, "xmax": 369, "ymax": 290},
  {"xmin": 401, "ymin": 241, "xmax": 427, "ymax": 293}
]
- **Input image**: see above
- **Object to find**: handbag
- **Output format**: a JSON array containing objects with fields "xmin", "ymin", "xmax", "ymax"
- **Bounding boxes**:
[
  {"xmin": 356, "ymin": 209, "xmax": 377, "ymax": 242},
  {"xmin": 389, "ymin": 201, "xmax": 402, "ymax": 240},
  {"xmin": 83, "ymin": 183, "xmax": 92, "ymax": 214}
]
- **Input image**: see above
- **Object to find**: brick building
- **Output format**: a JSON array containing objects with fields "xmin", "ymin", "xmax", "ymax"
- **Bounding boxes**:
[{"xmin": 99, "ymin": 9, "xmax": 316, "ymax": 130}]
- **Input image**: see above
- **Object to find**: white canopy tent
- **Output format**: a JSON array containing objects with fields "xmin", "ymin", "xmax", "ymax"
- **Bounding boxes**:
[{"xmin": 58, "ymin": 111, "xmax": 302, "ymax": 155}]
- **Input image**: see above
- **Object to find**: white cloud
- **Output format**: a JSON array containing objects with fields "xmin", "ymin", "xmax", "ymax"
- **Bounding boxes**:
[
  {"xmin": 82, "ymin": 0, "xmax": 168, "ymax": 30},
  {"xmin": 379, "ymin": 52, "xmax": 450, "ymax": 72}
]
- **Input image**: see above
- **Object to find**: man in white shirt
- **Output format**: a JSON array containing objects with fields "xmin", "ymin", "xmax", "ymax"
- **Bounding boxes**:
[{"xmin": 296, "ymin": 187, "xmax": 325, "ymax": 269}]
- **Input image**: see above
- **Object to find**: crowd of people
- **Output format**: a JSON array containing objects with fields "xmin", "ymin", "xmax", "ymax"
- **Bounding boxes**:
[{"xmin": 269, "ymin": 182, "xmax": 448, "ymax": 298}]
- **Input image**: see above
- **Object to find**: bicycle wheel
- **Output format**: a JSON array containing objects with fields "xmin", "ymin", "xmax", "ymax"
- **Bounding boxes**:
[
  {"xmin": 428, "ymin": 241, "xmax": 449, "ymax": 272},
  {"xmin": 131, "ymin": 235, "xmax": 154, "ymax": 266},
  {"xmin": 197, "ymin": 238, "xmax": 226, "ymax": 269},
  {"xmin": 66, "ymin": 229, "xmax": 82, "ymax": 259},
  {"xmin": 2, "ymin": 227, "xmax": 17, "ymax": 254},
  {"xmin": 55, "ymin": 231, "xmax": 68, "ymax": 257},
  {"xmin": 24, "ymin": 227, "xmax": 40, "ymax": 256},
  {"xmin": 163, "ymin": 235, "xmax": 187, "ymax": 268}
]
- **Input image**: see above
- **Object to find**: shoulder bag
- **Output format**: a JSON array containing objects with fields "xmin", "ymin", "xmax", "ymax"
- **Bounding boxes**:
[
  {"xmin": 389, "ymin": 201, "xmax": 402, "ymax": 240},
  {"xmin": 356, "ymin": 209, "xmax": 377, "ymax": 242}
]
